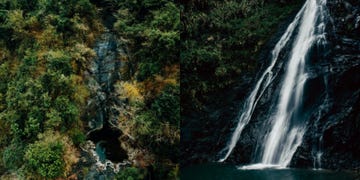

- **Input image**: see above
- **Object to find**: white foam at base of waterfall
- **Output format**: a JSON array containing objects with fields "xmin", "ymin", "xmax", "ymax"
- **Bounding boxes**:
[
  {"xmin": 82, "ymin": 141, "xmax": 131, "ymax": 173},
  {"xmin": 238, "ymin": 163, "xmax": 287, "ymax": 170}
]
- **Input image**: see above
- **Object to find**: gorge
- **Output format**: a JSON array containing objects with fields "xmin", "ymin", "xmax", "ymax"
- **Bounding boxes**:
[{"xmin": 81, "ymin": 29, "xmax": 130, "ymax": 179}]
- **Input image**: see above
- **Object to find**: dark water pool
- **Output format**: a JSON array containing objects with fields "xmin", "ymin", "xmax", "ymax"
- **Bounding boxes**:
[
  {"xmin": 181, "ymin": 163, "xmax": 356, "ymax": 180},
  {"xmin": 88, "ymin": 125, "xmax": 128, "ymax": 163}
]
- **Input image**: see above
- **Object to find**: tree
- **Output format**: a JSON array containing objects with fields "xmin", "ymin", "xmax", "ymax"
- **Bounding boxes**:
[
  {"xmin": 151, "ymin": 84, "xmax": 179, "ymax": 127},
  {"xmin": 0, "ymin": 0, "xmax": 99, "ymax": 177},
  {"xmin": 25, "ymin": 136, "xmax": 64, "ymax": 178},
  {"xmin": 24, "ymin": 131, "xmax": 78, "ymax": 179},
  {"xmin": 46, "ymin": 50, "xmax": 73, "ymax": 76},
  {"xmin": 115, "ymin": 167, "xmax": 144, "ymax": 180},
  {"xmin": 2, "ymin": 141, "xmax": 25, "ymax": 171},
  {"xmin": 114, "ymin": 1, "xmax": 180, "ymax": 80}
]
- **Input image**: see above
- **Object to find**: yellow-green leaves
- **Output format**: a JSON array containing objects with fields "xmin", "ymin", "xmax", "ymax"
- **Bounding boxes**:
[{"xmin": 25, "ymin": 131, "xmax": 79, "ymax": 179}]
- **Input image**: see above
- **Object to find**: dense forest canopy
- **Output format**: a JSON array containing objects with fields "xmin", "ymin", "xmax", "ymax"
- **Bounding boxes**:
[{"xmin": 0, "ymin": 0, "xmax": 179, "ymax": 179}]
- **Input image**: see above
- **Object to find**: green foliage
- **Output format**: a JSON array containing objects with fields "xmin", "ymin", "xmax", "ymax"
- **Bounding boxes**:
[
  {"xmin": 134, "ymin": 110, "xmax": 157, "ymax": 137},
  {"xmin": 2, "ymin": 141, "xmax": 25, "ymax": 170},
  {"xmin": 132, "ymin": 85, "xmax": 180, "ymax": 160},
  {"xmin": 0, "ymin": 0, "xmax": 180, "ymax": 179},
  {"xmin": 54, "ymin": 95, "xmax": 78, "ymax": 127},
  {"xmin": 115, "ymin": 167, "xmax": 144, "ymax": 180},
  {"xmin": 46, "ymin": 50, "xmax": 72, "ymax": 76},
  {"xmin": 168, "ymin": 165, "xmax": 180, "ymax": 180},
  {"xmin": 1, "ymin": 62, "xmax": 79, "ymax": 138},
  {"xmin": 152, "ymin": 161, "xmax": 179, "ymax": 180},
  {"xmin": 181, "ymin": 0, "xmax": 303, "ymax": 110},
  {"xmin": 151, "ymin": 85, "xmax": 180, "ymax": 127},
  {"xmin": 69, "ymin": 128, "xmax": 86, "ymax": 146},
  {"xmin": 114, "ymin": 1, "xmax": 180, "ymax": 179},
  {"xmin": 45, "ymin": 109, "xmax": 62, "ymax": 129},
  {"xmin": 114, "ymin": 1, "xmax": 179, "ymax": 80},
  {"xmin": 25, "ymin": 133, "xmax": 65, "ymax": 178},
  {"xmin": 0, "ymin": 62, "xmax": 11, "ymax": 111},
  {"xmin": 136, "ymin": 62, "xmax": 162, "ymax": 81},
  {"xmin": 0, "ymin": 0, "xmax": 99, "ymax": 177},
  {"xmin": 40, "ymin": 71, "xmax": 74, "ymax": 98}
]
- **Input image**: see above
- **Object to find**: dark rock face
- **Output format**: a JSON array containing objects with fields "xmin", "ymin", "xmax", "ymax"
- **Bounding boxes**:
[
  {"xmin": 86, "ymin": 32, "xmax": 123, "ymax": 131},
  {"xmin": 89, "ymin": 0, "xmax": 117, "ymax": 29},
  {"xmin": 180, "ymin": 12, "xmax": 297, "ymax": 166},
  {"xmin": 181, "ymin": 0, "xmax": 360, "ymax": 170},
  {"xmin": 291, "ymin": 0, "xmax": 360, "ymax": 169},
  {"xmin": 80, "ymin": 31, "xmax": 131, "ymax": 179},
  {"xmin": 181, "ymin": 74, "xmax": 254, "ymax": 166}
]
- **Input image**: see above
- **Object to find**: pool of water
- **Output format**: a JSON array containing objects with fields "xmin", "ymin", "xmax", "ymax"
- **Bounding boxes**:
[
  {"xmin": 181, "ymin": 163, "xmax": 356, "ymax": 180},
  {"xmin": 88, "ymin": 125, "xmax": 128, "ymax": 163}
]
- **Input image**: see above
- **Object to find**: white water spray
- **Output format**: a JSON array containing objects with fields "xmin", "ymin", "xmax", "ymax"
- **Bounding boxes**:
[
  {"xmin": 260, "ymin": 0, "xmax": 328, "ymax": 167},
  {"xmin": 220, "ymin": 0, "xmax": 329, "ymax": 167},
  {"xmin": 218, "ymin": 3, "xmax": 305, "ymax": 162}
]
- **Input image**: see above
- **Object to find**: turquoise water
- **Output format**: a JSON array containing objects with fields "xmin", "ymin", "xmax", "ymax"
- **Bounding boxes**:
[{"xmin": 181, "ymin": 163, "xmax": 356, "ymax": 180}]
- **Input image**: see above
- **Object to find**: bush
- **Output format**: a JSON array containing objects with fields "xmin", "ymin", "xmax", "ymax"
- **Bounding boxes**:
[
  {"xmin": 114, "ymin": 1, "xmax": 179, "ymax": 81},
  {"xmin": 24, "ymin": 131, "xmax": 79, "ymax": 179},
  {"xmin": 0, "ymin": 0, "xmax": 99, "ymax": 177},
  {"xmin": 115, "ymin": 81, "xmax": 144, "ymax": 105},
  {"xmin": 46, "ymin": 50, "xmax": 73, "ymax": 76},
  {"xmin": 151, "ymin": 85, "xmax": 179, "ymax": 127},
  {"xmin": 116, "ymin": 167, "xmax": 144, "ymax": 180},
  {"xmin": 69, "ymin": 128, "xmax": 86, "ymax": 146},
  {"xmin": 25, "ymin": 137, "xmax": 65, "ymax": 178},
  {"xmin": 2, "ymin": 142, "xmax": 25, "ymax": 171}
]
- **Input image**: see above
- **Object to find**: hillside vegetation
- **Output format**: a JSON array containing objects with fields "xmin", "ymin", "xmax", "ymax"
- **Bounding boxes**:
[{"xmin": 0, "ymin": 0, "xmax": 179, "ymax": 179}]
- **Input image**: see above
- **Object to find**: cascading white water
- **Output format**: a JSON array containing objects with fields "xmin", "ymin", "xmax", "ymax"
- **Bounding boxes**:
[
  {"xmin": 218, "ymin": 1, "xmax": 307, "ymax": 162},
  {"xmin": 220, "ymin": 0, "xmax": 329, "ymax": 166},
  {"xmin": 259, "ymin": 0, "xmax": 328, "ymax": 167}
]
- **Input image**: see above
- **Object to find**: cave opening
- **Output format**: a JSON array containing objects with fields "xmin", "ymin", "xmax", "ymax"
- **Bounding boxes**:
[{"xmin": 87, "ymin": 123, "xmax": 128, "ymax": 163}]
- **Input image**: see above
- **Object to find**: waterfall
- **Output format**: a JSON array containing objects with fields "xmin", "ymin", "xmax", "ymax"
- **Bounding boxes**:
[
  {"xmin": 219, "ymin": 0, "xmax": 329, "ymax": 167},
  {"xmin": 84, "ymin": 30, "xmax": 129, "ymax": 174},
  {"xmin": 218, "ymin": 2, "xmax": 305, "ymax": 163},
  {"xmin": 259, "ymin": 0, "xmax": 328, "ymax": 167}
]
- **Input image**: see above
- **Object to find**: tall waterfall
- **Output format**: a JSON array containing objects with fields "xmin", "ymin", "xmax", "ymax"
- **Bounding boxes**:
[{"xmin": 219, "ymin": 0, "xmax": 328, "ymax": 167}]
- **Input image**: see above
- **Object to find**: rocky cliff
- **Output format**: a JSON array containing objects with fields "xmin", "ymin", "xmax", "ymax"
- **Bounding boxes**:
[{"xmin": 181, "ymin": 0, "xmax": 360, "ymax": 170}]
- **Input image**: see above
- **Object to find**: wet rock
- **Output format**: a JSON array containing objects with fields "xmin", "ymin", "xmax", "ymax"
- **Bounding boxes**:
[
  {"xmin": 181, "ymin": 0, "xmax": 360, "ymax": 171},
  {"xmin": 290, "ymin": 0, "xmax": 360, "ymax": 170},
  {"xmin": 79, "ymin": 30, "xmax": 134, "ymax": 179}
]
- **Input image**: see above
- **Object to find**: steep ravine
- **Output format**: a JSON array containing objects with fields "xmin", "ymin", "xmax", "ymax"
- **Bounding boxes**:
[{"xmin": 77, "ymin": 30, "xmax": 131, "ymax": 179}]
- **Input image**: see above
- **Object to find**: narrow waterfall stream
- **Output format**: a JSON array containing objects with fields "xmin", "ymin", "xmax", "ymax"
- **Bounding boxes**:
[
  {"xmin": 220, "ymin": 0, "xmax": 330, "ymax": 168},
  {"xmin": 84, "ymin": 30, "xmax": 129, "ymax": 171}
]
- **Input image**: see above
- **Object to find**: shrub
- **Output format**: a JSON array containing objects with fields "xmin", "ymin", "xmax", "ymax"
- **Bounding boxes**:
[
  {"xmin": 115, "ymin": 81, "xmax": 144, "ymax": 104},
  {"xmin": 46, "ymin": 50, "xmax": 72, "ymax": 76},
  {"xmin": 25, "ymin": 138, "xmax": 64, "ymax": 178},
  {"xmin": 24, "ymin": 131, "xmax": 79, "ymax": 179},
  {"xmin": 2, "ymin": 142, "xmax": 25, "ymax": 171},
  {"xmin": 116, "ymin": 167, "xmax": 144, "ymax": 180},
  {"xmin": 151, "ymin": 84, "xmax": 179, "ymax": 127}
]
